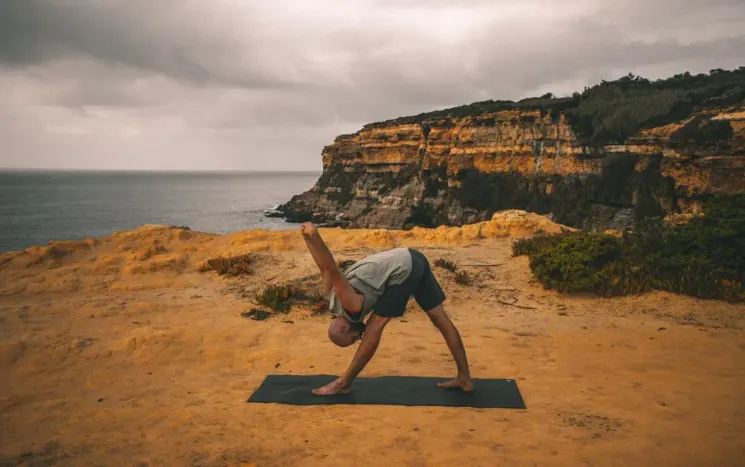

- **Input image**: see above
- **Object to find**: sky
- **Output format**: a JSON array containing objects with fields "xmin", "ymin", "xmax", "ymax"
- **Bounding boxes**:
[{"xmin": 1, "ymin": 0, "xmax": 744, "ymax": 171}]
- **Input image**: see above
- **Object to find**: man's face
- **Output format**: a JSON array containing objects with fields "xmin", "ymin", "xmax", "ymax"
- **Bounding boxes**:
[{"xmin": 328, "ymin": 318, "xmax": 362, "ymax": 347}]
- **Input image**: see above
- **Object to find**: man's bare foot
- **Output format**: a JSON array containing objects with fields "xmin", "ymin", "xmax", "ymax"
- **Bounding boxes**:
[
  {"xmin": 312, "ymin": 378, "xmax": 351, "ymax": 396},
  {"xmin": 437, "ymin": 377, "xmax": 474, "ymax": 392}
]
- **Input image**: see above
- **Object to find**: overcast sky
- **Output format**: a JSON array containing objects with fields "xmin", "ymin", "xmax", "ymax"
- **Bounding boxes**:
[{"xmin": 1, "ymin": 0, "xmax": 743, "ymax": 171}]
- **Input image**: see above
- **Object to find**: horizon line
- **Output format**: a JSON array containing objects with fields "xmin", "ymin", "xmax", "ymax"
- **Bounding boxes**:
[{"xmin": 0, "ymin": 167, "xmax": 322, "ymax": 173}]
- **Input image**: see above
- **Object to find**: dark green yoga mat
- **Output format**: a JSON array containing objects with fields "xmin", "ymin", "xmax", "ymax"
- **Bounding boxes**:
[{"xmin": 247, "ymin": 375, "xmax": 526, "ymax": 409}]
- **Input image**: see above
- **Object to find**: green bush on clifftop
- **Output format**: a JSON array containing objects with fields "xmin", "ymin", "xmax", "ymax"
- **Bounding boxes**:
[
  {"xmin": 371, "ymin": 67, "xmax": 745, "ymax": 145},
  {"xmin": 513, "ymin": 195, "xmax": 745, "ymax": 302},
  {"xmin": 256, "ymin": 284, "xmax": 299, "ymax": 312}
]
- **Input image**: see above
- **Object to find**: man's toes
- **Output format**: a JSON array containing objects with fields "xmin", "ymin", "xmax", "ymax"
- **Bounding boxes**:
[
  {"xmin": 437, "ymin": 380, "xmax": 458, "ymax": 389},
  {"xmin": 438, "ymin": 379, "xmax": 474, "ymax": 391}
]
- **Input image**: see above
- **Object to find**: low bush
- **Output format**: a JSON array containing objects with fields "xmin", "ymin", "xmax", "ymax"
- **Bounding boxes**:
[
  {"xmin": 313, "ymin": 300, "xmax": 329, "ymax": 312},
  {"xmin": 511, "ymin": 231, "xmax": 578, "ymax": 257},
  {"xmin": 434, "ymin": 258, "xmax": 459, "ymax": 272},
  {"xmin": 311, "ymin": 290, "xmax": 329, "ymax": 312},
  {"xmin": 514, "ymin": 195, "xmax": 745, "ymax": 301},
  {"xmin": 256, "ymin": 284, "xmax": 299, "ymax": 312},
  {"xmin": 528, "ymin": 233, "xmax": 623, "ymax": 293},
  {"xmin": 454, "ymin": 270, "xmax": 473, "ymax": 286},
  {"xmin": 199, "ymin": 254, "xmax": 253, "ymax": 276}
]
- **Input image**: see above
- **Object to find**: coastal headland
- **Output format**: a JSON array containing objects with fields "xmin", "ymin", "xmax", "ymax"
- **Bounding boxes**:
[{"xmin": 1, "ymin": 212, "xmax": 743, "ymax": 466}]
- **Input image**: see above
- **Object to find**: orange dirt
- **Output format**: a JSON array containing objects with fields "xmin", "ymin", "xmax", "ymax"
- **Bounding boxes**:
[{"xmin": 1, "ymin": 214, "xmax": 743, "ymax": 466}]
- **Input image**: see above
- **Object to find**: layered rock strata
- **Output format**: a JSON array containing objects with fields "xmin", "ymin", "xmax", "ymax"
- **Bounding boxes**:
[{"xmin": 278, "ymin": 105, "xmax": 745, "ymax": 230}]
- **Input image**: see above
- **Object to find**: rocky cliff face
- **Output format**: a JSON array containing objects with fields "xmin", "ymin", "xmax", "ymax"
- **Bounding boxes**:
[{"xmin": 277, "ymin": 80, "xmax": 745, "ymax": 230}]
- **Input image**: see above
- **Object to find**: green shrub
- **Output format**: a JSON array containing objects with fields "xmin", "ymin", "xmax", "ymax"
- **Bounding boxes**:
[
  {"xmin": 514, "ymin": 195, "xmax": 745, "ymax": 301},
  {"xmin": 434, "ymin": 258, "xmax": 459, "ymax": 272},
  {"xmin": 309, "ymin": 289, "xmax": 329, "ymax": 313},
  {"xmin": 528, "ymin": 234, "xmax": 624, "ymax": 294},
  {"xmin": 627, "ymin": 195, "xmax": 745, "ymax": 301},
  {"xmin": 670, "ymin": 117, "xmax": 733, "ymax": 144},
  {"xmin": 256, "ymin": 284, "xmax": 299, "ymax": 312},
  {"xmin": 199, "ymin": 254, "xmax": 253, "ymax": 276},
  {"xmin": 511, "ymin": 231, "xmax": 578, "ymax": 257},
  {"xmin": 313, "ymin": 300, "xmax": 329, "ymax": 312},
  {"xmin": 454, "ymin": 270, "xmax": 473, "ymax": 286},
  {"xmin": 367, "ymin": 67, "xmax": 745, "ymax": 145}
]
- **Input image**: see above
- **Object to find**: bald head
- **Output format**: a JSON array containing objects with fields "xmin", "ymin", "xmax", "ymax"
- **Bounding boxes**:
[{"xmin": 328, "ymin": 317, "xmax": 365, "ymax": 347}]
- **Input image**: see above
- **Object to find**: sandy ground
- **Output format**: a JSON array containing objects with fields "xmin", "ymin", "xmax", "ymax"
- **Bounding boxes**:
[{"xmin": 1, "ymin": 213, "xmax": 744, "ymax": 466}]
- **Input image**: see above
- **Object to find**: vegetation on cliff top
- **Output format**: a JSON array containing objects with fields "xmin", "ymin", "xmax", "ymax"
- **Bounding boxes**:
[
  {"xmin": 434, "ymin": 258, "xmax": 459, "ymax": 272},
  {"xmin": 256, "ymin": 283, "xmax": 299, "ymax": 312},
  {"xmin": 512, "ymin": 195, "xmax": 745, "ymax": 302},
  {"xmin": 199, "ymin": 253, "xmax": 254, "ymax": 276},
  {"xmin": 366, "ymin": 66, "xmax": 745, "ymax": 144}
]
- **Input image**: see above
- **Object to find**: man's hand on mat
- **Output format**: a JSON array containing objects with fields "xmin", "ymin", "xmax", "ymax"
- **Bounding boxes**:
[
  {"xmin": 312, "ymin": 378, "xmax": 351, "ymax": 396},
  {"xmin": 437, "ymin": 377, "xmax": 474, "ymax": 392}
]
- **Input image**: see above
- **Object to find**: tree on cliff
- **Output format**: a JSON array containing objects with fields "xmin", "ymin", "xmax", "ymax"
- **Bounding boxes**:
[{"xmin": 374, "ymin": 66, "xmax": 745, "ymax": 144}]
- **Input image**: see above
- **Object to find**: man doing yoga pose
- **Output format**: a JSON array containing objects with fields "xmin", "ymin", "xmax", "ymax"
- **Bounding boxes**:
[{"xmin": 300, "ymin": 222, "xmax": 473, "ymax": 396}]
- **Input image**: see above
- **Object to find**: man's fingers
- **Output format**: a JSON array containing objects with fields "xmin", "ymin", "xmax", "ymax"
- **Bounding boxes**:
[{"xmin": 300, "ymin": 222, "xmax": 315, "ymax": 236}]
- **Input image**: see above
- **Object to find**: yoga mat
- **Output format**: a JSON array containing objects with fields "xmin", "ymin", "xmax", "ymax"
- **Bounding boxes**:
[{"xmin": 247, "ymin": 375, "xmax": 526, "ymax": 409}]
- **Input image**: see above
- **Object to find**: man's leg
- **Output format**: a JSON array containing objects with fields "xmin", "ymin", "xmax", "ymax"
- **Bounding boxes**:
[{"xmin": 425, "ymin": 304, "xmax": 473, "ymax": 391}]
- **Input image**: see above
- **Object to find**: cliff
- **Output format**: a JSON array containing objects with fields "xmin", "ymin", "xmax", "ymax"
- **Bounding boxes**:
[{"xmin": 277, "ymin": 68, "xmax": 745, "ymax": 230}]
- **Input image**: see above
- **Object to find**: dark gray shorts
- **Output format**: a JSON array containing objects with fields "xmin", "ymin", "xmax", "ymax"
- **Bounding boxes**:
[{"xmin": 373, "ymin": 249, "xmax": 447, "ymax": 318}]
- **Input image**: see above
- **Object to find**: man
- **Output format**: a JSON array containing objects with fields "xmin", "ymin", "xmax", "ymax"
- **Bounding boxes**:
[{"xmin": 300, "ymin": 222, "xmax": 473, "ymax": 396}]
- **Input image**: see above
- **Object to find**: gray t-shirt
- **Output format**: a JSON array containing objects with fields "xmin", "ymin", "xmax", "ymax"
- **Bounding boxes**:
[{"xmin": 329, "ymin": 248, "xmax": 413, "ymax": 322}]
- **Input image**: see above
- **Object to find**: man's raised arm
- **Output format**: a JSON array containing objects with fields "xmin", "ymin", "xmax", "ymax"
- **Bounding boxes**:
[
  {"xmin": 300, "ymin": 222, "xmax": 363, "ymax": 313},
  {"xmin": 301, "ymin": 222, "xmax": 332, "ymax": 273}
]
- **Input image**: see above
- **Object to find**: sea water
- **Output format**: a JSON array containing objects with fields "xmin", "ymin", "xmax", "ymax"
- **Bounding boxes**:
[{"xmin": 0, "ymin": 170, "xmax": 319, "ymax": 252}]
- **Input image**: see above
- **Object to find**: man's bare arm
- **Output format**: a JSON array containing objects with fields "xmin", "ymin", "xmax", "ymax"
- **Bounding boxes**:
[
  {"xmin": 311, "ymin": 314, "xmax": 391, "ymax": 395},
  {"xmin": 340, "ymin": 314, "xmax": 391, "ymax": 386},
  {"xmin": 301, "ymin": 222, "xmax": 363, "ymax": 312},
  {"xmin": 301, "ymin": 223, "xmax": 339, "ymax": 274},
  {"xmin": 301, "ymin": 223, "xmax": 330, "ymax": 274}
]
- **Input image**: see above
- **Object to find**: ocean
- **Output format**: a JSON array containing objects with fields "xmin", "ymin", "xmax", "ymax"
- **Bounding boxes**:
[{"xmin": 0, "ymin": 170, "xmax": 320, "ymax": 253}]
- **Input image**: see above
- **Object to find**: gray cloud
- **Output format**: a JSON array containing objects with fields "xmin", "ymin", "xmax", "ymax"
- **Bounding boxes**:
[
  {"xmin": 0, "ymin": 0, "xmax": 310, "ymax": 90},
  {"xmin": 0, "ymin": 0, "xmax": 743, "ymax": 170}
]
